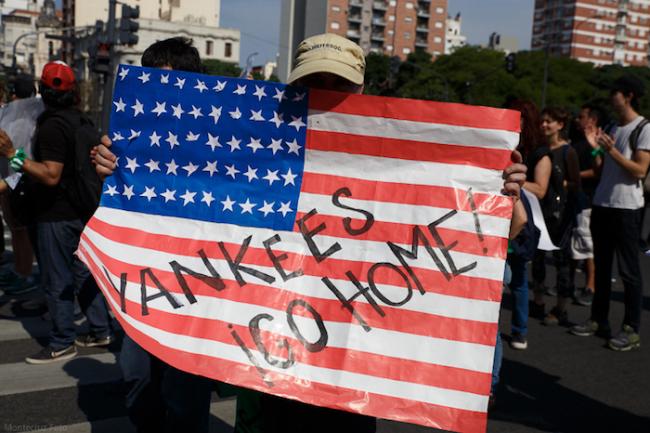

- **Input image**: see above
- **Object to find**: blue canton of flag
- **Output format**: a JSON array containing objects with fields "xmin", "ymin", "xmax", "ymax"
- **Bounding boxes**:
[{"xmin": 102, "ymin": 65, "xmax": 309, "ymax": 231}]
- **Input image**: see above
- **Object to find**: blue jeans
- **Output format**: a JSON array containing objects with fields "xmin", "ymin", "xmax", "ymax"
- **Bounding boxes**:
[
  {"xmin": 119, "ymin": 335, "xmax": 214, "ymax": 433},
  {"xmin": 508, "ymin": 255, "xmax": 529, "ymax": 336},
  {"xmin": 491, "ymin": 262, "xmax": 512, "ymax": 392},
  {"xmin": 37, "ymin": 219, "xmax": 110, "ymax": 350}
]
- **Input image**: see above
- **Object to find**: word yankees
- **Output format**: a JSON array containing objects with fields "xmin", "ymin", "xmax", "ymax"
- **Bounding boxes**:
[{"xmin": 103, "ymin": 186, "xmax": 479, "ymax": 384}]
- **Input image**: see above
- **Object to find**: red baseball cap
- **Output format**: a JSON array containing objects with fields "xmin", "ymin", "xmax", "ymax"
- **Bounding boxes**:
[{"xmin": 40, "ymin": 61, "xmax": 76, "ymax": 91}]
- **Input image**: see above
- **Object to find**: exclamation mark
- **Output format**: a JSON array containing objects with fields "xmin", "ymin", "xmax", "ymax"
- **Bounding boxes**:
[{"xmin": 467, "ymin": 188, "xmax": 488, "ymax": 254}]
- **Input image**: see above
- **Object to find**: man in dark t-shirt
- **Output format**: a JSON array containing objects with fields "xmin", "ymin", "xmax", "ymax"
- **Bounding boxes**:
[{"xmin": 0, "ymin": 61, "xmax": 111, "ymax": 364}]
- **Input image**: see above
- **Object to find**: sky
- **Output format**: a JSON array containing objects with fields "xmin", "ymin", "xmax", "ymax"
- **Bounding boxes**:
[
  {"xmin": 49, "ymin": 0, "xmax": 534, "ymax": 66},
  {"xmin": 222, "ymin": 0, "xmax": 535, "ymax": 66}
]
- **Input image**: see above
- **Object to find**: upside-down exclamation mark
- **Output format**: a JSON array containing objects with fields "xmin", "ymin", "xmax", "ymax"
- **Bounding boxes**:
[{"xmin": 467, "ymin": 188, "xmax": 488, "ymax": 254}]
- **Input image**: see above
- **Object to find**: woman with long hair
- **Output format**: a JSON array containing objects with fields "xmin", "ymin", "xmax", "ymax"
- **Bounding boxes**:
[
  {"xmin": 504, "ymin": 100, "xmax": 550, "ymax": 350},
  {"xmin": 533, "ymin": 107, "xmax": 581, "ymax": 326}
]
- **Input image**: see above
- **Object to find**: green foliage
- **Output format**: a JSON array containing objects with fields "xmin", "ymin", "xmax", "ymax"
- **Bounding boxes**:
[
  {"xmin": 202, "ymin": 59, "xmax": 241, "ymax": 78},
  {"xmin": 362, "ymin": 46, "xmax": 650, "ymax": 117}
]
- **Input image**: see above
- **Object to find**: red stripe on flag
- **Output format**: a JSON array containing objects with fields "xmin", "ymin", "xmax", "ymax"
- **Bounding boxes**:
[
  {"xmin": 80, "ymin": 245, "xmax": 489, "ymax": 433},
  {"xmin": 300, "ymin": 172, "xmax": 514, "ymax": 219},
  {"xmin": 306, "ymin": 130, "xmax": 512, "ymax": 171},
  {"xmin": 309, "ymin": 89, "xmax": 520, "ymax": 133},
  {"xmin": 81, "ymin": 235, "xmax": 498, "ymax": 346},
  {"xmin": 86, "ymin": 217, "xmax": 504, "ymax": 301}
]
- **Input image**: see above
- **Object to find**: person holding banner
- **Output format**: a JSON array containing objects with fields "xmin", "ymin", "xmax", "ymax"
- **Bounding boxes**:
[{"xmin": 93, "ymin": 33, "xmax": 528, "ymax": 433}]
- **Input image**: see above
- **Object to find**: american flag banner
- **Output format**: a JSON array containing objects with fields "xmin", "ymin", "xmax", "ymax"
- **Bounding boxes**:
[{"xmin": 78, "ymin": 64, "xmax": 520, "ymax": 433}]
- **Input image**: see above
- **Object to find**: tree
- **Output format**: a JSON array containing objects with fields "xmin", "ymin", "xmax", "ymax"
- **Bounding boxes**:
[{"xmin": 202, "ymin": 59, "xmax": 241, "ymax": 77}]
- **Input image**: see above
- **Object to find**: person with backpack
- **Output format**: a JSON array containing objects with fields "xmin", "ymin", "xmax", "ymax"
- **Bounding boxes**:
[
  {"xmin": 0, "ymin": 61, "xmax": 111, "ymax": 363},
  {"xmin": 533, "ymin": 107, "xmax": 581, "ymax": 326},
  {"xmin": 571, "ymin": 75, "xmax": 650, "ymax": 351},
  {"xmin": 506, "ymin": 99, "xmax": 549, "ymax": 350}
]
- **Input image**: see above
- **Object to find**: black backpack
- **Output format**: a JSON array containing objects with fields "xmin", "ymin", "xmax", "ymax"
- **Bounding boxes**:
[
  {"xmin": 542, "ymin": 146, "xmax": 569, "ymax": 244},
  {"xmin": 48, "ymin": 110, "xmax": 102, "ymax": 222},
  {"xmin": 628, "ymin": 117, "xmax": 650, "ymax": 193}
]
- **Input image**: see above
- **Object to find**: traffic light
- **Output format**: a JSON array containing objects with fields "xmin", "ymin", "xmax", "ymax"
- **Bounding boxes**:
[
  {"xmin": 90, "ymin": 42, "xmax": 112, "ymax": 74},
  {"xmin": 119, "ymin": 4, "xmax": 139, "ymax": 45},
  {"xmin": 505, "ymin": 52, "xmax": 516, "ymax": 73}
]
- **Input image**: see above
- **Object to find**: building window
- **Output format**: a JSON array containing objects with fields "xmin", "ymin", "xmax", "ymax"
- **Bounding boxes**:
[
  {"xmin": 434, "ymin": 36, "xmax": 441, "ymax": 43},
  {"xmin": 388, "ymin": 29, "xmax": 394, "ymax": 35},
  {"xmin": 389, "ymin": 14, "xmax": 395, "ymax": 21},
  {"xmin": 389, "ymin": 0, "xmax": 396, "ymax": 6},
  {"xmin": 331, "ymin": 5, "xmax": 340, "ymax": 12},
  {"xmin": 435, "ymin": 21, "xmax": 443, "ymax": 28},
  {"xmin": 405, "ymin": 16, "xmax": 412, "ymax": 22},
  {"xmin": 386, "ymin": 44, "xmax": 393, "ymax": 51},
  {"xmin": 403, "ymin": 47, "xmax": 411, "ymax": 54},
  {"xmin": 225, "ymin": 42, "xmax": 232, "ymax": 58},
  {"xmin": 404, "ymin": 32, "xmax": 411, "ymax": 39},
  {"xmin": 206, "ymin": 40, "xmax": 213, "ymax": 56},
  {"xmin": 331, "ymin": 21, "xmax": 340, "ymax": 29},
  {"xmin": 436, "ymin": 7, "xmax": 444, "ymax": 13},
  {"xmin": 405, "ymin": 2, "xmax": 414, "ymax": 9}
]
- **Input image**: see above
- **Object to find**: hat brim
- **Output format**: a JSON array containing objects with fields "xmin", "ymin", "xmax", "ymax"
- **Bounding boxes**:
[{"xmin": 287, "ymin": 58, "xmax": 364, "ymax": 85}]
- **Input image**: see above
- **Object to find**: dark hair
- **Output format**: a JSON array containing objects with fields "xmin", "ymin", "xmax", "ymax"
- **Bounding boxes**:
[
  {"xmin": 141, "ymin": 37, "xmax": 202, "ymax": 73},
  {"xmin": 541, "ymin": 106, "xmax": 571, "ymax": 139},
  {"xmin": 11, "ymin": 74, "xmax": 36, "ymax": 99},
  {"xmin": 611, "ymin": 75, "xmax": 645, "ymax": 111},
  {"xmin": 39, "ymin": 83, "xmax": 77, "ymax": 108},
  {"xmin": 580, "ymin": 103, "xmax": 606, "ymax": 127},
  {"xmin": 506, "ymin": 99, "xmax": 545, "ymax": 159}
]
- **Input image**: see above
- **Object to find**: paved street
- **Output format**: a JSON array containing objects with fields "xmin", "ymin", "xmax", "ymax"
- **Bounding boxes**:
[{"xmin": 0, "ymin": 235, "xmax": 649, "ymax": 433}]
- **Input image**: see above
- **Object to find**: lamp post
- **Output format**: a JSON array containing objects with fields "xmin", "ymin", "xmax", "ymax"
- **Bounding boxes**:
[{"xmin": 540, "ymin": 11, "xmax": 604, "ymax": 108}]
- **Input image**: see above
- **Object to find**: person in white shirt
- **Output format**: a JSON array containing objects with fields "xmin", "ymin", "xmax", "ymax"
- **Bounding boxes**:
[{"xmin": 570, "ymin": 75, "xmax": 650, "ymax": 351}]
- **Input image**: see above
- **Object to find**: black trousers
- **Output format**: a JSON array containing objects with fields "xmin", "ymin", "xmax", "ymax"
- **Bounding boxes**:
[
  {"xmin": 532, "ymin": 247, "xmax": 573, "ymax": 299},
  {"xmin": 590, "ymin": 206, "xmax": 644, "ymax": 333}
]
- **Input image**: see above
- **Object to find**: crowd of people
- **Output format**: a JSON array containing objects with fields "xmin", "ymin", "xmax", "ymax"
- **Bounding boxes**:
[{"xmin": 0, "ymin": 32, "xmax": 646, "ymax": 432}]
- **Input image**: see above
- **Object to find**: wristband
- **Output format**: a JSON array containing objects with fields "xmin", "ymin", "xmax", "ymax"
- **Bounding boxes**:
[
  {"xmin": 591, "ymin": 147, "xmax": 605, "ymax": 158},
  {"xmin": 9, "ymin": 148, "xmax": 25, "ymax": 171}
]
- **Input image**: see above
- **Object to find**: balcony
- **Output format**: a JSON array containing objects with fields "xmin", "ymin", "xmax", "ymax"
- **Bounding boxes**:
[
  {"xmin": 416, "ymin": 25, "xmax": 429, "ymax": 33},
  {"xmin": 415, "ymin": 39, "xmax": 428, "ymax": 48},
  {"xmin": 373, "ymin": 1, "xmax": 387, "ymax": 11},
  {"xmin": 372, "ymin": 17, "xmax": 386, "ymax": 26},
  {"xmin": 347, "ymin": 29, "xmax": 361, "ymax": 38},
  {"xmin": 348, "ymin": 14, "xmax": 362, "ymax": 23},
  {"xmin": 417, "ymin": 8, "xmax": 430, "ymax": 18},
  {"xmin": 349, "ymin": 0, "xmax": 363, "ymax": 8},
  {"xmin": 371, "ymin": 32, "xmax": 385, "ymax": 41}
]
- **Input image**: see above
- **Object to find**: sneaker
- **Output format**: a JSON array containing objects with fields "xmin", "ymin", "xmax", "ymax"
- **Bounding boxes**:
[
  {"xmin": 25, "ymin": 345, "xmax": 77, "ymax": 364},
  {"xmin": 545, "ymin": 286, "xmax": 558, "ymax": 297},
  {"xmin": 543, "ymin": 307, "xmax": 569, "ymax": 326},
  {"xmin": 529, "ymin": 302, "xmax": 545, "ymax": 320},
  {"xmin": 2, "ymin": 275, "xmax": 38, "ymax": 295},
  {"xmin": 608, "ymin": 325, "xmax": 641, "ymax": 351},
  {"xmin": 75, "ymin": 334, "xmax": 113, "ymax": 348},
  {"xmin": 574, "ymin": 288, "xmax": 594, "ymax": 307},
  {"xmin": 509, "ymin": 332, "xmax": 528, "ymax": 350},
  {"xmin": 570, "ymin": 319, "xmax": 611, "ymax": 338}
]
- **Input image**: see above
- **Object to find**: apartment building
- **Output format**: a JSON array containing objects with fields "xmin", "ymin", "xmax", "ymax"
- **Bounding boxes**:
[
  {"xmin": 278, "ymin": 0, "xmax": 448, "ymax": 82},
  {"xmin": 531, "ymin": 0, "xmax": 650, "ymax": 66}
]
